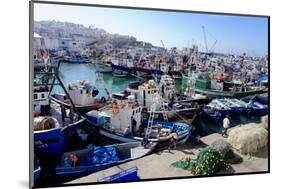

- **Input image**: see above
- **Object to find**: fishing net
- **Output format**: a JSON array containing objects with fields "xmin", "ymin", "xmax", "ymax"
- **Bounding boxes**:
[
  {"xmin": 210, "ymin": 139, "xmax": 234, "ymax": 160},
  {"xmin": 210, "ymin": 139, "xmax": 243, "ymax": 164},
  {"xmin": 172, "ymin": 147, "xmax": 229, "ymax": 176},
  {"xmin": 227, "ymin": 124, "xmax": 268, "ymax": 155},
  {"xmin": 34, "ymin": 117, "xmax": 58, "ymax": 131},
  {"xmin": 261, "ymin": 115, "xmax": 268, "ymax": 130}
]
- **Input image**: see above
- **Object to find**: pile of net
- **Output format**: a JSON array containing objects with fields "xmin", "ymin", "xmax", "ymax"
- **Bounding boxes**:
[
  {"xmin": 227, "ymin": 123, "xmax": 268, "ymax": 155},
  {"xmin": 261, "ymin": 115, "xmax": 268, "ymax": 130},
  {"xmin": 34, "ymin": 117, "xmax": 58, "ymax": 131},
  {"xmin": 86, "ymin": 146, "xmax": 120, "ymax": 165},
  {"xmin": 172, "ymin": 147, "xmax": 229, "ymax": 176},
  {"xmin": 210, "ymin": 140, "xmax": 233, "ymax": 159},
  {"xmin": 210, "ymin": 139, "xmax": 242, "ymax": 164}
]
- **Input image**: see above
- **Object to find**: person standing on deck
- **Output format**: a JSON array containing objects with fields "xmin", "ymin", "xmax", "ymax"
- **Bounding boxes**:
[
  {"xmin": 222, "ymin": 114, "xmax": 230, "ymax": 137},
  {"xmin": 168, "ymin": 132, "xmax": 177, "ymax": 152},
  {"xmin": 60, "ymin": 104, "xmax": 66, "ymax": 125}
]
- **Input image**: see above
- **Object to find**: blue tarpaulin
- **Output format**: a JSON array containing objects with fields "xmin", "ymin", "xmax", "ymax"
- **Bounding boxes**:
[{"xmin": 86, "ymin": 146, "xmax": 120, "ymax": 165}]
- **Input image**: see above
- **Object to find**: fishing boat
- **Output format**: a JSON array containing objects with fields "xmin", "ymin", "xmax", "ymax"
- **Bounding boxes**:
[
  {"xmin": 194, "ymin": 78, "xmax": 267, "ymax": 98},
  {"xmin": 202, "ymin": 99, "xmax": 232, "ymax": 123},
  {"xmin": 112, "ymin": 66, "xmax": 132, "ymax": 77},
  {"xmin": 33, "ymin": 59, "xmax": 86, "ymax": 156},
  {"xmin": 175, "ymin": 75, "xmax": 211, "ymax": 106},
  {"xmin": 241, "ymin": 98, "xmax": 268, "ymax": 116},
  {"xmin": 174, "ymin": 93, "xmax": 210, "ymax": 106},
  {"xmin": 134, "ymin": 66, "xmax": 153, "ymax": 78},
  {"xmin": 62, "ymin": 55, "xmax": 90, "ymax": 64},
  {"xmin": 50, "ymin": 80, "xmax": 107, "ymax": 115},
  {"xmin": 255, "ymin": 93, "xmax": 269, "ymax": 105},
  {"xmin": 33, "ymin": 84, "xmax": 85, "ymax": 156},
  {"xmin": 97, "ymin": 167, "xmax": 140, "ymax": 182},
  {"xmin": 96, "ymin": 61, "xmax": 112, "ymax": 73},
  {"xmin": 170, "ymin": 62, "xmax": 183, "ymax": 80},
  {"xmin": 202, "ymin": 106, "xmax": 223, "ymax": 123},
  {"xmin": 159, "ymin": 74, "xmax": 176, "ymax": 99},
  {"xmin": 54, "ymin": 142, "xmax": 156, "ymax": 178},
  {"xmin": 33, "ymin": 116, "xmax": 85, "ymax": 156},
  {"xmin": 134, "ymin": 53, "xmax": 164, "ymax": 78},
  {"xmin": 216, "ymin": 98, "xmax": 245, "ymax": 114},
  {"xmin": 34, "ymin": 156, "xmax": 41, "ymax": 183},
  {"xmin": 185, "ymin": 63, "xmax": 268, "ymax": 99},
  {"xmin": 95, "ymin": 57, "xmax": 114, "ymax": 73},
  {"xmin": 242, "ymin": 93, "xmax": 269, "ymax": 105},
  {"xmin": 111, "ymin": 58, "xmax": 135, "ymax": 77},
  {"xmin": 85, "ymin": 99, "xmax": 194, "ymax": 148},
  {"xmin": 127, "ymin": 76, "xmax": 200, "ymax": 121},
  {"xmin": 227, "ymin": 98, "xmax": 251, "ymax": 114}
]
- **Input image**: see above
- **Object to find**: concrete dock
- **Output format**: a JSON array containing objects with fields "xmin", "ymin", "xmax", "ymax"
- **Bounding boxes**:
[{"xmin": 67, "ymin": 132, "xmax": 268, "ymax": 185}]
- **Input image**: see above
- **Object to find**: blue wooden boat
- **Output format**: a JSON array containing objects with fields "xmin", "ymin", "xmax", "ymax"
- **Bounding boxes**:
[
  {"xmin": 202, "ymin": 106, "xmax": 223, "ymax": 123},
  {"xmin": 34, "ymin": 155, "xmax": 41, "ymax": 183},
  {"xmin": 85, "ymin": 109, "xmax": 194, "ymax": 149},
  {"xmin": 97, "ymin": 167, "xmax": 140, "ymax": 182},
  {"xmin": 228, "ymin": 98, "xmax": 252, "ymax": 114},
  {"xmin": 216, "ymin": 98, "xmax": 245, "ymax": 114},
  {"xmin": 202, "ymin": 99, "xmax": 232, "ymax": 123},
  {"xmin": 241, "ymin": 98, "xmax": 268, "ymax": 116},
  {"xmin": 53, "ymin": 142, "xmax": 156, "ymax": 178},
  {"xmin": 251, "ymin": 102, "xmax": 268, "ymax": 115},
  {"xmin": 142, "ymin": 120, "xmax": 194, "ymax": 148},
  {"xmin": 34, "ymin": 117, "xmax": 85, "ymax": 156},
  {"xmin": 34, "ymin": 166, "xmax": 41, "ymax": 183}
]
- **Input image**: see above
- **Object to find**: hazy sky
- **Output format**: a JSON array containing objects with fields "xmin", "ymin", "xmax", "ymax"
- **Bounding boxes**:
[{"xmin": 34, "ymin": 3, "xmax": 268, "ymax": 56}]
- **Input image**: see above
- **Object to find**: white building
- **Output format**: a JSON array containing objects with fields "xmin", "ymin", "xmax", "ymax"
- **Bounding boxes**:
[{"xmin": 33, "ymin": 32, "xmax": 45, "ymax": 50}]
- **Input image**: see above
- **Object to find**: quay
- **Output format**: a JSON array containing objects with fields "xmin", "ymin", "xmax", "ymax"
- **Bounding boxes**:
[{"xmin": 67, "ymin": 121, "xmax": 268, "ymax": 185}]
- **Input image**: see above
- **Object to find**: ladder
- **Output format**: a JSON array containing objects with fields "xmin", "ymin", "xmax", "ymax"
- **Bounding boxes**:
[
  {"xmin": 145, "ymin": 103, "xmax": 156, "ymax": 139},
  {"xmin": 160, "ymin": 98, "xmax": 168, "ymax": 121}
]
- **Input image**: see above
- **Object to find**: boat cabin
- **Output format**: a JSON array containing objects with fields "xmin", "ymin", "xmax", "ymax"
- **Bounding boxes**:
[
  {"xmin": 34, "ymin": 84, "xmax": 50, "ymax": 116},
  {"xmin": 111, "ymin": 92, "xmax": 129, "ymax": 103},
  {"xmin": 159, "ymin": 75, "xmax": 176, "ymax": 100},
  {"xmin": 88, "ymin": 100, "xmax": 142, "ymax": 136},
  {"xmin": 127, "ymin": 80, "xmax": 161, "ymax": 109},
  {"xmin": 67, "ymin": 81, "xmax": 99, "ymax": 105}
]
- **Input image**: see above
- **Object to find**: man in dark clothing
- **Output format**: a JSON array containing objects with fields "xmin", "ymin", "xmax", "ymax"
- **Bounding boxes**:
[
  {"xmin": 131, "ymin": 117, "xmax": 137, "ymax": 135},
  {"xmin": 60, "ymin": 104, "xmax": 66, "ymax": 124}
]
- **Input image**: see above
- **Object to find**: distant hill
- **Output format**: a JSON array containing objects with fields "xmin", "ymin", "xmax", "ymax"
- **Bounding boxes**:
[{"xmin": 34, "ymin": 20, "xmax": 158, "ymax": 49}]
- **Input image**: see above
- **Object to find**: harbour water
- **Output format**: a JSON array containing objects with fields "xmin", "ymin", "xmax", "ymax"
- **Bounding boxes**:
[{"xmin": 56, "ymin": 63, "xmax": 261, "ymax": 137}]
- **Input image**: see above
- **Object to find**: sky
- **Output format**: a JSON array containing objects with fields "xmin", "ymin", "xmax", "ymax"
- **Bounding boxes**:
[{"xmin": 34, "ymin": 3, "xmax": 268, "ymax": 56}]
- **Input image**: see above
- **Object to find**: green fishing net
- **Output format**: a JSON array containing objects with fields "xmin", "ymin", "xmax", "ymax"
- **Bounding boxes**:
[{"xmin": 172, "ymin": 147, "xmax": 229, "ymax": 176}]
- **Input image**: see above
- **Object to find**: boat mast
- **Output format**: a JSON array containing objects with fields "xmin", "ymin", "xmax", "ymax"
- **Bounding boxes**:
[
  {"xmin": 48, "ymin": 57, "xmax": 82, "ymax": 118},
  {"xmin": 202, "ymin": 26, "xmax": 208, "ymax": 53}
]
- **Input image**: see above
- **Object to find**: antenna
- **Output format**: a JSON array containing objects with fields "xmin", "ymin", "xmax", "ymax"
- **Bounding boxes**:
[
  {"xmin": 202, "ymin": 26, "xmax": 218, "ymax": 53},
  {"xmin": 160, "ymin": 40, "xmax": 165, "ymax": 49},
  {"xmin": 202, "ymin": 26, "xmax": 208, "ymax": 53}
]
